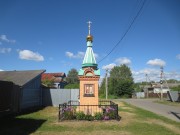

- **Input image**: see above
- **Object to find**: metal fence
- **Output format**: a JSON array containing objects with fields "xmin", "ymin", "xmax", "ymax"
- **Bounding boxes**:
[
  {"xmin": 167, "ymin": 91, "xmax": 180, "ymax": 102},
  {"xmin": 59, "ymin": 100, "xmax": 120, "ymax": 121},
  {"xmin": 42, "ymin": 89, "xmax": 79, "ymax": 106},
  {"xmin": 135, "ymin": 92, "xmax": 145, "ymax": 98}
]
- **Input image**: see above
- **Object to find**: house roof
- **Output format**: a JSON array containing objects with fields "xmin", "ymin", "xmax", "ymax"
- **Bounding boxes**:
[
  {"xmin": 0, "ymin": 70, "xmax": 46, "ymax": 86},
  {"xmin": 41, "ymin": 73, "xmax": 66, "ymax": 83}
]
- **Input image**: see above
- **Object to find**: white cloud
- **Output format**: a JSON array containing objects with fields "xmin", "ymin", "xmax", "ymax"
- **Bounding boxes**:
[
  {"xmin": 0, "ymin": 69, "xmax": 4, "ymax": 71},
  {"xmin": 19, "ymin": 50, "xmax": 44, "ymax": 61},
  {"xmin": 102, "ymin": 63, "xmax": 116, "ymax": 70},
  {"xmin": 65, "ymin": 51, "xmax": 98, "ymax": 59},
  {"xmin": 115, "ymin": 57, "xmax": 131, "ymax": 65},
  {"xmin": 176, "ymin": 54, "xmax": 180, "ymax": 60},
  {"xmin": 132, "ymin": 68, "xmax": 160, "ymax": 82},
  {"xmin": 94, "ymin": 53, "xmax": 99, "ymax": 59},
  {"xmin": 0, "ymin": 34, "xmax": 16, "ymax": 43},
  {"xmin": 0, "ymin": 48, "xmax": 12, "ymax": 53},
  {"xmin": 132, "ymin": 68, "xmax": 180, "ymax": 82},
  {"xmin": 76, "ymin": 51, "xmax": 85, "ymax": 59},
  {"xmin": 66, "ymin": 51, "xmax": 74, "ymax": 58},
  {"xmin": 147, "ymin": 59, "xmax": 166, "ymax": 67},
  {"xmin": 138, "ymin": 68, "xmax": 159, "ymax": 75}
]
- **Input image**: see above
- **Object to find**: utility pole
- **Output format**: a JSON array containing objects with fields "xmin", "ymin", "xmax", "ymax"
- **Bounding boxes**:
[
  {"xmin": 145, "ymin": 74, "xmax": 149, "ymax": 98},
  {"xmin": 160, "ymin": 67, "xmax": 163, "ymax": 100},
  {"xmin": 105, "ymin": 69, "xmax": 108, "ymax": 100}
]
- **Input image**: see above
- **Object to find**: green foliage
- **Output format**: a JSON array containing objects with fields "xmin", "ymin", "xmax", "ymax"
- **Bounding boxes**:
[
  {"xmin": 75, "ymin": 111, "xmax": 85, "ymax": 120},
  {"xmin": 66, "ymin": 68, "xmax": 79, "ymax": 84},
  {"xmin": 94, "ymin": 112, "xmax": 103, "ymax": 120},
  {"xmin": 104, "ymin": 107, "xmax": 116, "ymax": 120},
  {"xmin": 109, "ymin": 64, "xmax": 134, "ymax": 97},
  {"xmin": 171, "ymin": 85, "xmax": 180, "ymax": 91},
  {"xmin": 99, "ymin": 94, "xmax": 118, "ymax": 99},
  {"xmin": 84, "ymin": 114, "xmax": 94, "ymax": 121},
  {"xmin": 99, "ymin": 77, "xmax": 106, "ymax": 95},
  {"xmin": 42, "ymin": 78, "xmax": 54, "ymax": 87},
  {"xmin": 167, "ymin": 79, "xmax": 179, "ymax": 83},
  {"xmin": 64, "ymin": 83, "xmax": 79, "ymax": 89},
  {"xmin": 75, "ymin": 111, "xmax": 94, "ymax": 121},
  {"xmin": 65, "ymin": 68, "xmax": 79, "ymax": 89},
  {"xmin": 133, "ymin": 83, "xmax": 142, "ymax": 92},
  {"xmin": 63, "ymin": 107, "xmax": 76, "ymax": 120}
]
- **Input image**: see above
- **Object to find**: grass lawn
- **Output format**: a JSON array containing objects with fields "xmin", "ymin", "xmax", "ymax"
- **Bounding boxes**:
[
  {"xmin": 154, "ymin": 100, "xmax": 180, "ymax": 107},
  {"xmin": 0, "ymin": 101, "xmax": 180, "ymax": 135}
]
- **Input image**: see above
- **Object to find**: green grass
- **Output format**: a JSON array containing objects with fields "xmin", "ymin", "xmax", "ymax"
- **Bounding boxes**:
[
  {"xmin": 99, "ymin": 94, "xmax": 119, "ymax": 99},
  {"xmin": 0, "ymin": 102, "xmax": 180, "ymax": 135},
  {"xmin": 154, "ymin": 100, "xmax": 180, "ymax": 107}
]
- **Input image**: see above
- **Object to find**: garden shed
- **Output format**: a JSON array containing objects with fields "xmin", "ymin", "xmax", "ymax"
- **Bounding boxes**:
[{"xmin": 0, "ymin": 70, "xmax": 45, "ymax": 114}]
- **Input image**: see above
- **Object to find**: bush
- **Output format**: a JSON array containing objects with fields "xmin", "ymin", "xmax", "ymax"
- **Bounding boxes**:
[
  {"xmin": 63, "ymin": 107, "xmax": 75, "ymax": 120},
  {"xmin": 104, "ymin": 107, "xmax": 116, "ymax": 120},
  {"xmin": 76, "ymin": 111, "xmax": 85, "ymax": 120},
  {"xmin": 76, "ymin": 111, "xmax": 94, "ymax": 121},
  {"xmin": 94, "ymin": 112, "xmax": 103, "ymax": 120},
  {"xmin": 85, "ymin": 114, "xmax": 94, "ymax": 121}
]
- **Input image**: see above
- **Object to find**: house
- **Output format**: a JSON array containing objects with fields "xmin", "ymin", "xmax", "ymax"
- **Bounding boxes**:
[
  {"xmin": 143, "ymin": 83, "xmax": 172, "ymax": 98},
  {"xmin": 41, "ymin": 73, "xmax": 66, "ymax": 88},
  {"xmin": 0, "ymin": 70, "xmax": 45, "ymax": 114}
]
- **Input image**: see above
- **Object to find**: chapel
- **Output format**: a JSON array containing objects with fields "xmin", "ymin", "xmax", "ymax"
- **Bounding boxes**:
[{"xmin": 78, "ymin": 21, "xmax": 100, "ymax": 106}]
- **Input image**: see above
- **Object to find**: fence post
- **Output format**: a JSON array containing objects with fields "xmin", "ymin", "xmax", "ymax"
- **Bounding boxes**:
[
  {"xmin": 59, "ymin": 104, "xmax": 60, "ymax": 121},
  {"xmin": 116, "ymin": 104, "xmax": 120, "ymax": 121}
]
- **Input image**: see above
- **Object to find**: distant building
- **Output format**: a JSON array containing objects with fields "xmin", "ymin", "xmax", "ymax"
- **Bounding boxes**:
[
  {"xmin": 41, "ymin": 73, "xmax": 66, "ymax": 88},
  {"xmin": 0, "ymin": 70, "xmax": 45, "ymax": 114},
  {"xmin": 143, "ymin": 83, "xmax": 180, "ymax": 98}
]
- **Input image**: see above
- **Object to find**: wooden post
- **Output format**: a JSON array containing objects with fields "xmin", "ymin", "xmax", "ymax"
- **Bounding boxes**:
[{"xmin": 106, "ymin": 69, "xmax": 108, "ymax": 100}]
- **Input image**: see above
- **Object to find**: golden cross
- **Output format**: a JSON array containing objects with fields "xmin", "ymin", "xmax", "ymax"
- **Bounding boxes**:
[{"xmin": 87, "ymin": 21, "xmax": 92, "ymax": 35}]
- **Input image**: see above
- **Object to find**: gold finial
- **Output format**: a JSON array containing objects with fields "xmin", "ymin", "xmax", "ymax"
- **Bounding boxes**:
[{"xmin": 86, "ymin": 21, "xmax": 93, "ymax": 42}]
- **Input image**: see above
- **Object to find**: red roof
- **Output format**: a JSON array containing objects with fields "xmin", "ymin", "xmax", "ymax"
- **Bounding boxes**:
[{"xmin": 41, "ymin": 73, "xmax": 66, "ymax": 83}]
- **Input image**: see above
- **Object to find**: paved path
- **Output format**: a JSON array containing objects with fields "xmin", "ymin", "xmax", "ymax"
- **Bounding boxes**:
[{"xmin": 117, "ymin": 99, "xmax": 180, "ymax": 122}]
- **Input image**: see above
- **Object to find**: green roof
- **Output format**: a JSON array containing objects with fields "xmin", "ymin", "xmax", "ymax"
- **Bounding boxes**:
[
  {"xmin": 78, "ymin": 68, "xmax": 100, "ymax": 76},
  {"xmin": 82, "ymin": 41, "xmax": 97, "ymax": 68}
]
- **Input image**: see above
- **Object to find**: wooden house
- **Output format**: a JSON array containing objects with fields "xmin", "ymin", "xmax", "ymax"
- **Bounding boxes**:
[{"xmin": 0, "ymin": 70, "xmax": 45, "ymax": 114}]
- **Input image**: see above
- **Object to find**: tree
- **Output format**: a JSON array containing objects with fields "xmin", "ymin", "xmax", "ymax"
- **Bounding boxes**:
[
  {"xmin": 65, "ymin": 68, "xmax": 79, "ymax": 89},
  {"xmin": 41, "ymin": 77, "xmax": 55, "ymax": 88},
  {"xmin": 167, "ymin": 79, "xmax": 178, "ymax": 83},
  {"xmin": 109, "ymin": 64, "xmax": 134, "ymax": 97},
  {"xmin": 99, "ymin": 77, "xmax": 106, "ymax": 95},
  {"xmin": 133, "ymin": 83, "xmax": 142, "ymax": 92},
  {"xmin": 42, "ymin": 79, "xmax": 54, "ymax": 87},
  {"xmin": 66, "ymin": 68, "xmax": 79, "ymax": 84}
]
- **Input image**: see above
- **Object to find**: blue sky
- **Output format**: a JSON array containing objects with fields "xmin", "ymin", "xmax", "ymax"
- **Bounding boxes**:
[{"xmin": 0, "ymin": 0, "xmax": 180, "ymax": 82}]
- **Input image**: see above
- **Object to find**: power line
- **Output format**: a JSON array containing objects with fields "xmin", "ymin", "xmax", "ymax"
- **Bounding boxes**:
[{"xmin": 98, "ymin": 0, "xmax": 147, "ymax": 64}]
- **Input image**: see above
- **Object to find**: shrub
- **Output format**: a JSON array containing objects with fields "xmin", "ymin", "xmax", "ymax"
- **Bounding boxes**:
[
  {"xmin": 94, "ymin": 112, "xmax": 103, "ymax": 120},
  {"xmin": 63, "ymin": 106, "xmax": 75, "ymax": 120},
  {"xmin": 104, "ymin": 107, "xmax": 116, "ymax": 120},
  {"xmin": 85, "ymin": 114, "xmax": 94, "ymax": 121},
  {"xmin": 103, "ymin": 115, "xmax": 110, "ymax": 120},
  {"xmin": 76, "ymin": 111, "xmax": 85, "ymax": 120}
]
